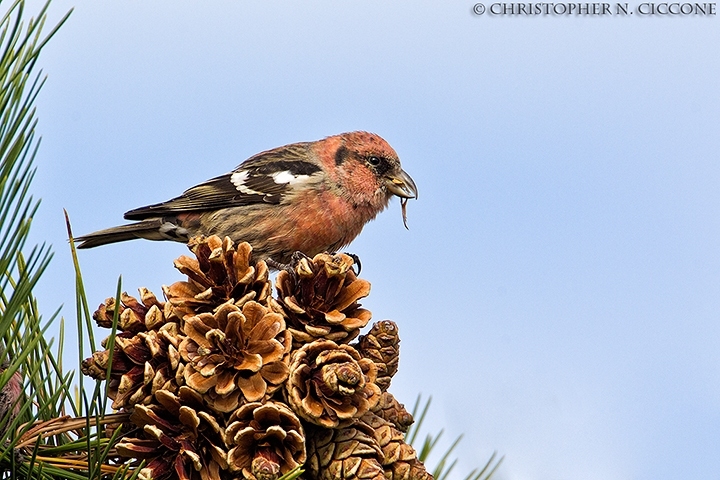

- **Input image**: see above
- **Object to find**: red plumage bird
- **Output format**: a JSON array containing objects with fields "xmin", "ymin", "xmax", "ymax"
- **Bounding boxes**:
[
  {"xmin": 0, "ymin": 356, "xmax": 22, "ymax": 437},
  {"xmin": 76, "ymin": 132, "xmax": 417, "ymax": 263}
]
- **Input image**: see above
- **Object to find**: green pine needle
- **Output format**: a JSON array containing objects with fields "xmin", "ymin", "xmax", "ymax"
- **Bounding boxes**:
[{"xmin": 407, "ymin": 395, "xmax": 504, "ymax": 480}]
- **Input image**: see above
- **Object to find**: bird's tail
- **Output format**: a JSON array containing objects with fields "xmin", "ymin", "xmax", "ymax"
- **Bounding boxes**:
[{"xmin": 75, "ymin": 219, "xmax": 164, "ymax": 249}]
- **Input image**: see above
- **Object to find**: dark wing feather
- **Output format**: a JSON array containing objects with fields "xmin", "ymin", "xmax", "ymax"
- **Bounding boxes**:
[
  {"xmin": 123, "ymin": 174, "xmax": 265, "ymax": 220},
  {"xmin": 124, "ymin": 142, "xmax": 321, "ymax": 220}
]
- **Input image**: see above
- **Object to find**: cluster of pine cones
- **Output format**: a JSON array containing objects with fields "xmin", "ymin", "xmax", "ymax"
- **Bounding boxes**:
[{"xmin": 81, "ymin": 236, "xmax": 430, "ymax": 480}]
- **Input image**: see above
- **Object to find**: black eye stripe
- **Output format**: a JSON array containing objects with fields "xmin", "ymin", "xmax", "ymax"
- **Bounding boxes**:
[
  {"xmin": 366, "ymin": 155, "xmax": 394, "ymax": 175},
  {"xmin": 335, "ymin": 146, "xmax": 349, "ymax": 166}
]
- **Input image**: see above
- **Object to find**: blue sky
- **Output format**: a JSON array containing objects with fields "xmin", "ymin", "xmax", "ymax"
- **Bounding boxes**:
[{"xmin": 23, "ymin": 1, "xmax": 720, "ymax": 479}]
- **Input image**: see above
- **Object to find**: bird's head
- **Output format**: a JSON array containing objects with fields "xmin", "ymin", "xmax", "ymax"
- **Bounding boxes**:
[{"xmin": 322, "ymin": 131, "xmax": 418, "ymax": 210}]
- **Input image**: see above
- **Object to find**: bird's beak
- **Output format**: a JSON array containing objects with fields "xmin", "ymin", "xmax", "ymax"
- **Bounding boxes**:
[{"xmin": 385, "ymin": 169, "xmax": 418, "ymax": 199}]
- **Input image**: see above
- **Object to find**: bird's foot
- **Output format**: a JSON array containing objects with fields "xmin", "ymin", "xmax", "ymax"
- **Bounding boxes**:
[
  {"xmin": 267, "ymin": 251, "xmax": 313, "ymax": 273},
  {"xmin": 340, "ymin": 252, "xmax": 362, "ymax": 275},
  {"xmin": 270, "ymin": 251, "xmax": 360, "ymax": 277}
]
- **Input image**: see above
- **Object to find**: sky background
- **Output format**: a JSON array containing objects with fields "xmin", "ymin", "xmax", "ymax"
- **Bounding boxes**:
[{"xmin": 20, "ymin": 1, "xmax": 720, "ymax": 479}]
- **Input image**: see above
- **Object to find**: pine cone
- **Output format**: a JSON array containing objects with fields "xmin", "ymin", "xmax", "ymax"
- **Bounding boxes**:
[
  {"xmin": 271, "ymin": 253, "xmax": 372, "ymax": 346},
  {"xmin": 82, "ymin": 289, "xmax": 183, "ymax": 410},
  {"xmin": 370, "ymin": 392, "xmax": 413, "ymax": 433},
  {"xmin": 355, "ymin": 321, "xmax": 400, "ymax": 392},
  {"xmin": 116, "ymin": 386, "xmax": 228, "ymax": 480},
  {"xmin": 179, "ymin": 301, "xmax": 291, "ymax": 413},
  {"xmin": 286, "ymin": 340, "xmax": 381, "ymax": 429},
  {"xmin": 164, "ymin": 235, "xmax": 271, "ymax": 319},
  {"xmin": 92, "ymin": 288, "xmax": 169, "ymax": 333},
  {"xmin": 306, "ymin": 422, "xmax": 385, "ymax": 480},
  {"xmin": 225, "ymin": 401, "xmax": 306, "ymax": 480},
  {"xmin": 80, "ymin": 238, "xmax": 433, "ymax": 480},
  {"xmin": 360, "ymin": 413, "xmax": 432, "ymax": 480}
]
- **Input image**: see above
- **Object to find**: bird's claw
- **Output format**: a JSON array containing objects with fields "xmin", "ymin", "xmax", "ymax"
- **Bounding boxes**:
[
  {"xmin": 341, "ymin": 252, "xmax": 362, "ymax": 275},
  {"xmin": 268, "ymin": 251, "xmax": 314, "ymax": 278},
  {"xmin": 270, "ymin": 251, "xmax": 361, "ymax": 277}
]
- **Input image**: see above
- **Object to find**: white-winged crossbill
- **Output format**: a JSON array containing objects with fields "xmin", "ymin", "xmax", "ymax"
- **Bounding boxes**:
[
  {"xmin": 76, "ymin": 131, "xmax": 417, "ymax": 263},
  {"xmin": 0, "ymin": 355, "xmax": 22, "ymax": 437}
]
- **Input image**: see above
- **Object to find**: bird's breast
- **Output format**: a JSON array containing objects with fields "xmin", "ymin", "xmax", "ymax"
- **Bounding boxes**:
[{"xmin": 271, "ymin": 189, "xmax": 382, "ymax": 255}]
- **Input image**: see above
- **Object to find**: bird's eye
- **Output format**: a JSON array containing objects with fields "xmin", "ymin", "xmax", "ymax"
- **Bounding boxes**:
[{"xmin": 367, "ymin": 156, "xmax": 381, "ymax": 166}]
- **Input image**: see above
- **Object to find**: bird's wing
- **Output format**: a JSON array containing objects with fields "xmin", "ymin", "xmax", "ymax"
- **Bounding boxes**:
[{"xmin": 124, "ymin": 143, "xmax": 322, "ymax": 220}]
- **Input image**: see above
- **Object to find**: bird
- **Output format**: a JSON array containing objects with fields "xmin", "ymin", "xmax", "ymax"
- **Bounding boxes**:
[
  {"xmin": 0, "ymin": 354, "xmax": 22, "ymax": 438},
  {"xmin": 75, "ymin": 131, "xmax": 418, "ymax": 264}
]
